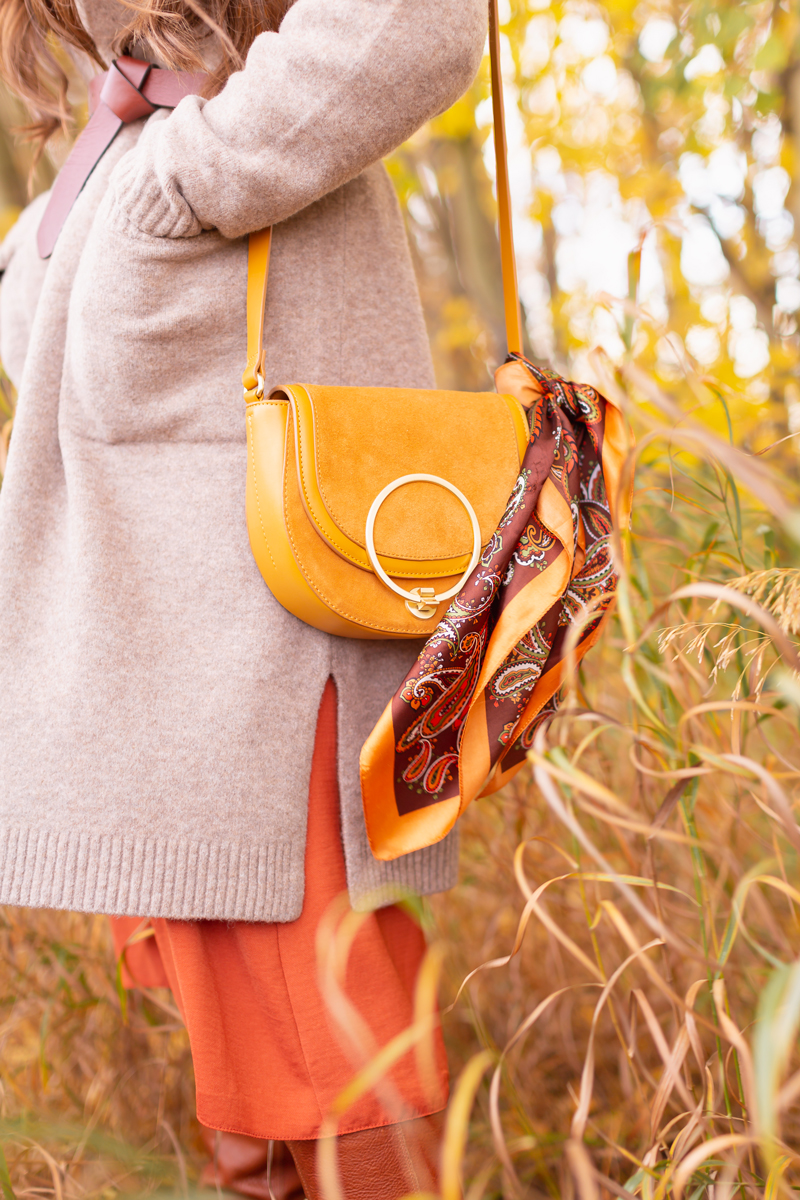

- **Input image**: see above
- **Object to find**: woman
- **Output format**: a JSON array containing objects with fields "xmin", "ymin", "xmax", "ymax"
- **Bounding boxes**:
[{"xmin": 0, "ymin": 0, "xmax": 486, "ymax": 1194}]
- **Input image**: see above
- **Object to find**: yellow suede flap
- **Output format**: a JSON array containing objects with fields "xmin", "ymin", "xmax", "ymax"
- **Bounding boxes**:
[{"xmin": 270, "ymin": 384, "xmax": 528, "ymax": 571}]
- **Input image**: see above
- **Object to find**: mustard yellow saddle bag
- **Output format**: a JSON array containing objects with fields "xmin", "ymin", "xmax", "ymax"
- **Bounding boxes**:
[{"xmin": 242, "ymin": 0, "xmax": 526, "ymax": 639}]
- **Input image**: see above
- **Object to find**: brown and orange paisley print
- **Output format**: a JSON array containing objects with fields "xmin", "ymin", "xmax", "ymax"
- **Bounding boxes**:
[{"xmin": 360, "ymin": 353, "xmax": 631, "ymax": 862}]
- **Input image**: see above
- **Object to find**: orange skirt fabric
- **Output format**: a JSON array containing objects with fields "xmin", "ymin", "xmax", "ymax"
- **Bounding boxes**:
[{"xmin": 109, "ymin": 678, "xmax": 448, "ymax": 1141}]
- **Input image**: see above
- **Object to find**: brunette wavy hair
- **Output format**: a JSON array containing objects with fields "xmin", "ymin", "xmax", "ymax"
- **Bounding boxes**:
[{"xmin": 0, "ymin": 0, "xmax": 292, "ymax": 150}]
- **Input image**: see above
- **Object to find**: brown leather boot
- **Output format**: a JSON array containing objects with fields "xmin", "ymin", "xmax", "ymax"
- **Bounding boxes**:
[
  {"xmin": 199, "ymin": 1127, "xmax": 305, "ymax": 1199},
  {"xmin": 286, "ymin": 1112, "xmax": 444, "ymax": 1200}
]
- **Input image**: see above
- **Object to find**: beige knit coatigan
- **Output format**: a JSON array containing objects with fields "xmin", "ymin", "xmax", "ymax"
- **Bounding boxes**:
[{"xmin": 0, "ymin": 0, "xmax": 487, "ymax": 920}]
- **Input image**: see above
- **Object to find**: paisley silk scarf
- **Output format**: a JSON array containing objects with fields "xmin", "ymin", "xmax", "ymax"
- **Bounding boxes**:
[{"xmin": 360, "ymin": 353, "xmax": 630, "ymax": 861}]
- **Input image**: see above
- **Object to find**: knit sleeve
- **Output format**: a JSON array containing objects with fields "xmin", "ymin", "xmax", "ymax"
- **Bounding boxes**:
[{"xmin": 105, "ymin": 0, "xmax": 487, "ymax": 241}]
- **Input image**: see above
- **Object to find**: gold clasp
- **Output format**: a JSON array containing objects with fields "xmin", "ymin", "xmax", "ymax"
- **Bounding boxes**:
[{"xmin": 405, "ymin": 587, "xmax": 437, "ymax": 620}]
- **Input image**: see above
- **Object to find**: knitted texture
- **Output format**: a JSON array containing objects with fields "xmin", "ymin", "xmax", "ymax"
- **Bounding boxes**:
[{"xmin": 0, "ymin": 0, "xmax": 482, "ymax": 919}]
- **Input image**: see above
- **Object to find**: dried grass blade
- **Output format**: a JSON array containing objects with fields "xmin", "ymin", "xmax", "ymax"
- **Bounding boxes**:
[
  {"xmin": 753, "ymin": 959, "xmax": 800, "ymax": 1159},
  {"xmin": 648, "ymin": 780, "xmax": 690, "ymax": 838},
  {"xmin": 721, "ymin": 754, "xmax": 800, "ymax": 857},
  {"xmin": 764, "ymin": 1154, "xmax": 793, "ymax": 1200},
  {"xmin": 648, "ymin": 1025, "xmax": 691, "ymax": 1142},
  {"xmin": 572, "ymin": 941, "xmax": 662, "ymax": 1140},
  {"xmin": 447, "ymin": 864, "xmax": 604, "ymax": 1005},
  {"xmin": 489, "ymin": 987, "xmax": 573, "ymax": 1195},
  {"xmin": 683, "ymin": 980, "xmax": 707, "ymax": 1078},
  {"xmin": 621, "ymin": 362, "xmax": 793, "ymax": 521},
  {"xmin": 678, "ymin": 700, "xmax": 791, "ymax": 723},
  {"xmin": 573, "ymin": 797, "xmax": 696, "ymax": 843},
  {"xmin": 776, "ymin": 1067, "xmax": 800, "ymax": 1112},
  {"xmin": 565, "ymin": 1138, "xmax": 600, "ymax": 1200},
  {"xmin": 669, "ymin": 1102, "xmax": 704, "ymax": 1164},
  {"xmin": 672, "ymin": 1134, "xmax": 755, "ymax": 1200},
  {"xmin": 0, "ymin": 1145, "xmax": 16, "ymax": 1200},
  {"xmin": 601, "ymin": 903, "xmax": 718, "ymax": 1036},
  {"xmin": 441, "ymin": 1051, "xmax": 493, "ymax": 1200},
  {"xmin": 527, "ymin": 753, "xmax": 633, "ymax": 814},
  {"xmin": 712, "ymin": 979, "xmax": 758, "ymax": 1125},
  {"xmin": 532, "ymin": 739, "xmax": 694, "ymax": 954},
  {"xmin": 592, "ymin": 1168, "xmax": 639, "ymax": 1199},
  {"xmin": 574, "ymin": 873, "xmax": 695, "ymax": 904},
  {"xmin": 316, "ymin": 896, "xmax": 379, "ymax": 1071},
  {"xmin": 327, "ymin": 1015, "xmax": 438, "ymax": 1117},
  {"xmin": 632, "ymin": 989, "xmax": 697, "ymax": 1122},
  {"xmin": 23, "ymin": 1140, "xmax": 63, "ymax": 1200},
  {"xmin": 412, "ymin": 943, "xmax": 447, "ymax": 1111},
  {"xmin": 314, "ymin": 1133, "xmax": 343, "ymax": 1200},
  {"xmin": 159, "ymin": 1121, "xmax": 188, "ymax": 1200}
]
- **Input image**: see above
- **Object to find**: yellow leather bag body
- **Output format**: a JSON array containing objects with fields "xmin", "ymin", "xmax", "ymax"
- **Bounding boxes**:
[{"xmin": 244, "ymin": 379, "xmax": 529, "ymax": 639}]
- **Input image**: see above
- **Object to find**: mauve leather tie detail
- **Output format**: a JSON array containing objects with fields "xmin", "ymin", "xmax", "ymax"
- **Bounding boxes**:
[
  {"xmin": 36, "ymin": 56, "xmax": 206, "ymax": 259},
  {"xmin": 100, "ymin": 60, "xmax": 156, "ymax": 123}
]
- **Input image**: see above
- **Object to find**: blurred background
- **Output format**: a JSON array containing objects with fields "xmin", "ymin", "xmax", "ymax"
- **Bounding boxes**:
[{"xmin": 2, "ymin": 0, "xmax": 800, "ymax": 1196}]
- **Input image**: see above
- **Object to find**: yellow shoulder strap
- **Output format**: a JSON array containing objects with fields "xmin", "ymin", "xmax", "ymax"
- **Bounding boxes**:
[
  {"xmin": 242, "ymin": 0, "xmax": 521, "ymax": 395},
  {"xmin": 489, "ymin": 0, "xmax": 522, "ymax": 356},
  {"xmin": 242, "ymin": 226, "xmax": 272, "ymax": 395}
]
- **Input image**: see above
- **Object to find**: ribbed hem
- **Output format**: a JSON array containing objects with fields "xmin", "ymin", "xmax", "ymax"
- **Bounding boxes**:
[
  {"xmin": 347, "ymin": 827, "xmax": 460, "ymax": 913},
  {"xmin": 0, "ymin": 826, "xmax": 304, "ymax": 921}
]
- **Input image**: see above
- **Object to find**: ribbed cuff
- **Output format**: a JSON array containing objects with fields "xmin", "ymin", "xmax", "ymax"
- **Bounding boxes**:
[
  {"xmin": 107, "ymin": 151, "xmax": 202, "ymax": 239},
  {"xmin": 0, "ymin": 825, "xmax": 304, "ymax": 921}
]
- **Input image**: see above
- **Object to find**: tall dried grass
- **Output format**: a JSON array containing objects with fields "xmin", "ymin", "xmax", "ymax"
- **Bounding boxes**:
[
  {"xmin": 1, "ymin": 348, "xmax": 800, "ymax": 1199},
  {"xmin": 421, "ymin": 357, "xmax": 800, "ymax": 1199},
  {"xmin": 0, "ymin": 907, "xmax": 197, "ymax": 1197}
]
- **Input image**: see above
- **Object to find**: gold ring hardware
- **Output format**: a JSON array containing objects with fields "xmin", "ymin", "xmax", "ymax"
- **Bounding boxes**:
[{"xmin": 365, "ymin": 474, "xmax": 482, "ymax": 620}]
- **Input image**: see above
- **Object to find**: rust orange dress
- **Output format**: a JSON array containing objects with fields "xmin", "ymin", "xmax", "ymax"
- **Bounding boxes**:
[{"xmin": 109, "ymin": 678, "xmax": 448, "ymax": 1141}]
